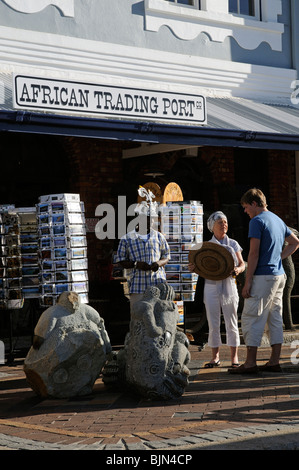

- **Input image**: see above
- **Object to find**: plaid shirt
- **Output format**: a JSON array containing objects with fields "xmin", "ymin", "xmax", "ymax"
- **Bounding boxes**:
[{"xmin": 115, "ymin": 229, "xmax": 170, "ymax": 294}]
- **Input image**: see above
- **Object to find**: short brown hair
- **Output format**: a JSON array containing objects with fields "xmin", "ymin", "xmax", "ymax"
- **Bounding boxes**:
[{"xmin": 240, "ymin": 188, "xmax": 267, "ymax": 208}]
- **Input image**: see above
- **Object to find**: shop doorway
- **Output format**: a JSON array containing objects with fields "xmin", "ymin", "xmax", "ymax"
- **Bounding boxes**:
[{"xmin": 0, "ymin": 133, "xmax": 70, "ymax": 207}]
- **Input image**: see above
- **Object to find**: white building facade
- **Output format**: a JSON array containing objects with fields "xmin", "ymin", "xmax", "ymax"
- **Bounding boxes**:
[
  {"xmin": 0, "ymin": 1, "xmax": 298, "ymax": 126},
  {"xmin": 1, "ymin": 0, "xmax": 299, "ymax": 322}
]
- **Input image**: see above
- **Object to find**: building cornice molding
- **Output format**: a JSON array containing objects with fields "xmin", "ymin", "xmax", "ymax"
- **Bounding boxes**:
[
  {"xmin": 144, "ymin": 0, "xmax": 284, "ymax": 51},
  {"xmin": 0, "ymin": 25, "xmax": 295, "ymax": 103},
  {"xmin": 2, "ymin": 0, "xmax": 74, "ymax": 16}
]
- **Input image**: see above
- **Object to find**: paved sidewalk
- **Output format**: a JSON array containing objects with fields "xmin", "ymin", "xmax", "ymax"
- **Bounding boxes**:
[{"xmin": 1, "ymin": 340, "xmax": 299, "ymax": 450}]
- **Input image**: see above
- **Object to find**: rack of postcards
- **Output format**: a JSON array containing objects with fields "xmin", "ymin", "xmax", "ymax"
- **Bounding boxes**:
[
  {"xmin": 0, "ymin": 194, "xmax": 89, "ymax": 310},
  {"xmin": 160, "ymin": 201, "xmax": 203, "ymax": 323},
  {"xmin": 18, "ymin": 207, "xmax": 40, "ymax": 300},
  {"xmin": 0, "ymin": 205, "xmax": 24, "ymax": 310},
  {"xmin": 37, "ymin": 193, "xmax": 89, "ymax": 307}
]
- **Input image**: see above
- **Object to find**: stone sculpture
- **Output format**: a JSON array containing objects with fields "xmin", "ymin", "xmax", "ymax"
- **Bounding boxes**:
[
  {"xmin": 24, "ymin": 291, "xmax": 112, "ymax": 398},
  {"xmin": 103, "ymin": 283, "xmax": 191, "ymax": 400}
]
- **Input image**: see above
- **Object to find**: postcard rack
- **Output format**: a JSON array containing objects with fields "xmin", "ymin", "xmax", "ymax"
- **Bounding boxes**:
[
  {"xmin": 161, "ymin": 200, "xmax": 203, "ymax": 324},
  {"xmin": 0, "ymin": 194, "xmax": 89, "ymax": 310},
  {"xmin": 37, "ymin": 193, "xmax": 88, "ymax": 307},
  {"xmin": 0, "ymin": 207, "xmax": 24, "ymax": 310}
]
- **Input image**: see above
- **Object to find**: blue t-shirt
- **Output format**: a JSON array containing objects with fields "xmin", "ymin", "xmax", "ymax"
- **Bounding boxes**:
[{"xmin": 248, "ymin": 211, "xmax": 291, "ymax": 275}]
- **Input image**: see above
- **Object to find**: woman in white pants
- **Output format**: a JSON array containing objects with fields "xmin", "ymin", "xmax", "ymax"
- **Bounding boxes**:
[{"xmin": 192, "ymin": 212, "xmax": 245, "ymax": 368}]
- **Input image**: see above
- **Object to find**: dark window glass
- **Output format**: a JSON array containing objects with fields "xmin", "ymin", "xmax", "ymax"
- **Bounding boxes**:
[
  {"xmin": 229, "ymin": 0, "xmax": 255, "ymax": 16},
  {"xmin": 166, "ymin": 0, "xmax": 200, "ymax": 7},
  {"xmin": 229, "ymin": 0, "xmax": 238, "ymax": 14}
]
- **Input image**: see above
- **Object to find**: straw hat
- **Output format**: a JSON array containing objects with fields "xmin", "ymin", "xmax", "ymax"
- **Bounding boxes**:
[{"xmin": 188, "ymin": 242, "xmax": 234, "ymax": 281}]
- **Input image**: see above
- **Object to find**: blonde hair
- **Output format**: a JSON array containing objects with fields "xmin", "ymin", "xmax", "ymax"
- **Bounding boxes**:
[{"xmin": 240, "ymin": 188, "xmax": 267, "ymax": 208}]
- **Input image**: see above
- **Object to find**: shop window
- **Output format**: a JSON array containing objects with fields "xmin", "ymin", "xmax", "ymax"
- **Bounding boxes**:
[
  {"xmin": 145, "ymin": 0, "xmax": 283, "ymax": 51},
  {"xmin": 166, "ymin": 0, "xmax": 201, "ymax": 8},
  {"xmin": 229, "ymin": 0, "xmax": 259, "ymax": 19}
]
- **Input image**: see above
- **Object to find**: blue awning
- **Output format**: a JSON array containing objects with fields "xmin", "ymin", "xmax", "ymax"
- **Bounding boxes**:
[
  {"xmin": 1, "ymin": 96, "xmax": 299, "ymax": 150},
  {"xmin": 206, "ymin": 97, "xmax": 299, "ymax": 135}
]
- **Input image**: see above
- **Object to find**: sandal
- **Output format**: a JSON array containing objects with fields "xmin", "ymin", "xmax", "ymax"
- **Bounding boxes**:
[
  {"xmin": 258, "ymin": 363, "xmax": 282, "ymax": 372},
  {"xmin": 204, "ymin": 360, "xmax": 220, "ymax": 368},
  {"xmin": 229, "ymin": 364, "xmax": 258, "ymax": 374},
  {"xmin": 230, "ymin": 363, "xmax": 240, "ymax": 369}
]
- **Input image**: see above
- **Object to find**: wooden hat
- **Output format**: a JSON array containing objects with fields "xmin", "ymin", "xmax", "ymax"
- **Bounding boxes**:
[{"xmin": 188, "ymin": 242, "xmax": 234, "ymax": 281}]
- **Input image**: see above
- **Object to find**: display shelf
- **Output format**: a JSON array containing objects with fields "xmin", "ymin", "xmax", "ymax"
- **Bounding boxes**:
[
  {"xmin": 161, "ymin": 200, "xmax": 203, "ymax": 303},
  {"xmin": 37, "ymin": 193, "xmax": 88, "ymax": 307},
  {"xmin": 0, "ymin": 194, "xmax": 89, "ymax": 309}
]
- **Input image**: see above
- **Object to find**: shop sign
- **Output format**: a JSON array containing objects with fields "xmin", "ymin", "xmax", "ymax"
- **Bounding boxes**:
[{"xmin": 13, "ymin": 75, "xmax": 206, "ymax": 125}]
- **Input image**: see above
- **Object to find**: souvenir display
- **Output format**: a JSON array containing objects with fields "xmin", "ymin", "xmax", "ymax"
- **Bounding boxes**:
[
  {"xmin": 112, "ymin": 194, "xmax": 203, "ymax": 327},
  {"xmin": 0, "ymin": 206, "xmax": 24, "ymax": 309},
  {"xmin": 0, "ymin": 194, "xmax": 89, "ymax": 310},
  {"xmin": 18, "ymin": 208, "xmax": 39, "ymax": 299},
  {"xmin": 37, "ymin": 193, "xmax": 88, "ymax": 307},
  {"xmin": 161, "ymin": 200, "xmax": 203, "ymax": 302}
]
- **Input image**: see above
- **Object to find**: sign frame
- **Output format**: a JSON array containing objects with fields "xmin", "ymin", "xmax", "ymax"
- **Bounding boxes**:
[{"xmin": 13, "ymin": 75, "xmax": 206, "ymax": 125}]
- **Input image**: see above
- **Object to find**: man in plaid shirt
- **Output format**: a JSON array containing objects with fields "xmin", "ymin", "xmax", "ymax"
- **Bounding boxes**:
[{"xmin": 115, "ymin": 213, "xmax": 170, "ymax": 308}]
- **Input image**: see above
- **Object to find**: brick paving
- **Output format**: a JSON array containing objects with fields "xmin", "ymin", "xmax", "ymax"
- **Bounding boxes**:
[{"xmin": 1, "ymin": 341, "xmax": 299, "ymax": 450}]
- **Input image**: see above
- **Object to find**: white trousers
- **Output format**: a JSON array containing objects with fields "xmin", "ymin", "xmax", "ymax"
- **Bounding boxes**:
[
  {"xmin": 242, "ymin": 274, "xmax": 286, "ymax": 347},
  {"xmin": 204, "ymin": 281, "xmax": 240, "ymax": 348}
]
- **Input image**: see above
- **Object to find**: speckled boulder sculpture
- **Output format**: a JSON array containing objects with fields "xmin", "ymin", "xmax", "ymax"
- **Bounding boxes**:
[
  {"xmin": 103, "ymin": 283, "xmax": 191, "ymax": 400},
  {"xmin": 24, "ymin": 292, "xmax": 112, "ymax": 398}
]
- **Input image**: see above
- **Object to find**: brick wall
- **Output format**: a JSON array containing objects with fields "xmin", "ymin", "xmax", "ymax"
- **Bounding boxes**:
[
  {"xmin": 62, "ymin": 137, "xmax": 124, "ymax": 293},
  {"xmin": 267, "ymin": 150, "xmax": 297, "ymax": 227},
  {"xmin": 267, "ymin": 150, "xmax": 299, "ymax": 295},
  {"xmin": 200, "ymin": 147, "xmax": 298, "ymax": 228},
  {"xmin": 200, "ymin": 147, "xmax": 235, "ymax": 208}
]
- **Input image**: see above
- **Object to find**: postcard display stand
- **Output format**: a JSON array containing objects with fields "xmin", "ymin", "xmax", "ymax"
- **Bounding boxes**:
[
  {"xmin": 37, "ymin": 194, "xmax": 88, "ymax": 307},
  {"xmin": 18, "ymin": 207, "xmax": 39, "ymax": 302},
  {"xmin": 161, "ymin": 201, "xmax": 203, "ymax": 324},
  {"xmin": 0, "ymin": 207, "xmax": 25, "ymax": 310},
  {"xmin": 0, "ymin": 194, "xmax": 89, "ymax": 311}
]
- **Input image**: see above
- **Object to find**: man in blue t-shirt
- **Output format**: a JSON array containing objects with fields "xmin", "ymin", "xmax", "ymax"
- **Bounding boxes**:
[{"xmin": 230, "ymin": 188, "xmax": 299, "ymax": 375}]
